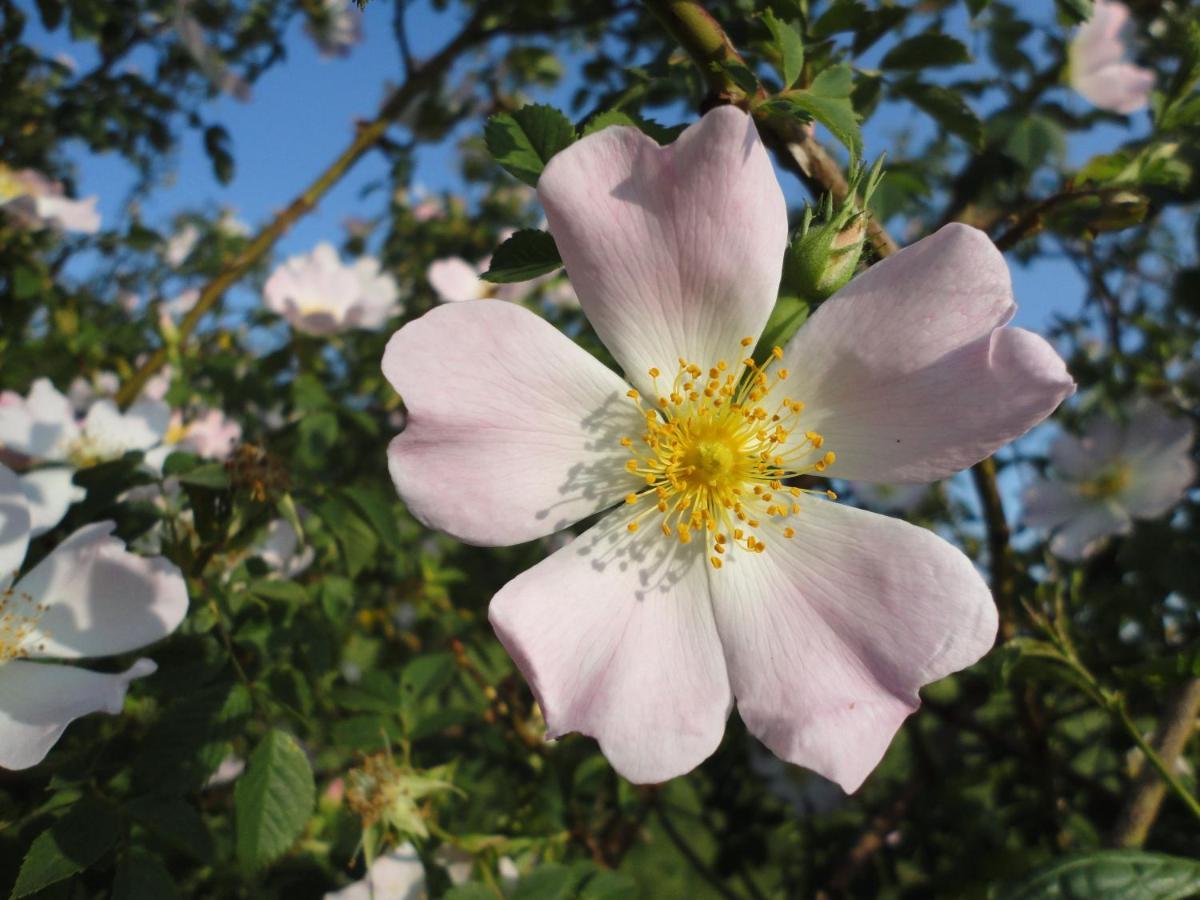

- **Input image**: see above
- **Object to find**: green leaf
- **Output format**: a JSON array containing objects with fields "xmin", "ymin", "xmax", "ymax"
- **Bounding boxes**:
[
  {"xmin": 810, "ymin": 63, "xmax": 854, "ymax": 98},
  {"xmin": 443, "ymin": 886, "xmax": 498, "ymax": 900},
  {"xmin": 766, "ymin": 91, "xmax": 862, "ymax": 160},
  {"xmin": 1003, "ymin": 114, "xmax": 1066, "ymax": 170},
  {"xmin": 580, "ymin": 110, "xmax": 684, "ymax": 144},
  {"xmin": 249, "ymin": 578, "xmax": 308, "ymax": 605},
  {"xmin": 341, "ymin": 485, "xmax": 403, "ymax": 552},
  {"xmin": 12, "ymin": 798, "xmax": 120, "ymax": 897},
  {"xmin": 175, "ymin": 462, "xmax": 231, "ymax": 490},
  {"xmin": 580, "ymin": 870, "xmax": 638, "ymax": 899},
  {"xmin": 126, "ymin": 795, "xmax": 213, "ymax": 862},
  {"xmin": 811, "ymin": 0, "xmax": 868, "ymax": 39},
  {"xmin": 235, "ymin": 730, "xmax": 315, "ymax": 871},
  {"xmin": 481, "ymin": 229, "xmax": 563, "ymax": 283},
  {"xmin": 881, "ymin": 32, "xmax": 971, "ymax": 69},
  {"xmin": 318, "ymin": 497, "xmax": 379, "ymax": 577},
  {"xmin": 994, "ymin": 850, "xmax": 1200, "ymax": 900},
  {"xmin": 713, "ymin": 59, "xmax": 759, "ymax": 95},
  {"xmin": 484, "ymin": 104, "xmax": 576, "ymax": 187},
  {"xmin": 203, "ymin": 125, "xmax": 234, "ymax": 184},
  {"xmin": 511, "ymin": 863, "xmax": 586, "ymax": 900},
  {"xmin": 762, "ymin": 10, "xmax": 804, "ymax": 88},
  {"xmin": 894, "ymin": 80, "xmax": 983, "ymax": 147},
  {"xmin": 1053, "ymin": 0, "xmax": 1093, "ymax": 25},
  {"xmin": 111, "ymin": 849, "xmax": 179, "ymax": 900},
  {"xmin": 136, "ymin": 683, "xmax": 253, "ymax": 791}
]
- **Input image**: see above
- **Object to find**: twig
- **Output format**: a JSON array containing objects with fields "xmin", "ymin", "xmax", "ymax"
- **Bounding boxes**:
[
  {"xmin": 1110, "ymin": 678, "xmax": 1200, "ymax": 847},
  {"xmin": 970, "ymin": 457, "xmax": 1016, "ymax": 642},
  {"xmin": 393, "ymin": 0, "xmax": 415, "ymax": 77},
  {"xmin": 640, "ymin": 0, "xmax": 899, "ymax": 259},
  {"xmin": 115, "ymin": 18, "xmax": 486, "ymax": 408}
]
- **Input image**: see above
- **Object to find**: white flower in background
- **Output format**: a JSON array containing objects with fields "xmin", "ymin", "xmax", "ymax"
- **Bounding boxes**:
[
  {"xmin": 1022, "ymin": 402, "xmax": 1195, "ymax": 561},
  {"xmin": 305, "ymin": 0, "xmax": 363, "ymax": 58},
  {"xmin": 204, "ymin": 754, "xmax": 246, "ymax": 788},
  {"xmin": 426, "ymin": 257, "xmax": 525, "ymax": 304},
  {"xmin": 148, "ymin": 408, "xmax": 241, "ymax": 472},
  {"xmin": 0, "ymin": 379, "xmax": 170, "ymax": 533},
  {"xmin": 0, "ymin": 164, "xmax": 100, "ymax": 234},
  {"xmin": 324, "ymin": 843, "xmax": 518, "ymax": 900},
  {"xmin": 160, "ymin": 287, "xmax": 201, "ymax": 331},
  {"xmin": 852, "ymin": 482, "xmax": 932, "ymax": 515},
  {"xmin": 164, "ymin": 223, "xmax": 200, "ymax": 266},
  {"xmin": 174, "ymin": 2, "xmax": 252, "ymax": 102},
  {"xmin": 0, "ymin": 463, "xmax": 188, "ymax": 769},
  {"xmin": 1069, "ymin": 0, "xmax": 1154, "ymax": 114},
  {"xmin": 542, "ymin": 276, "xmax": 579, "ymax": 310},
  {"xmin": 258, "ymin": 518, "xmax": 315, "ymax": 579},
  {"xmin": 264, "ymin": 243, "xmax": 402, "ymax": 335},
  {"xmin": 217, "ymin": 209, "xmax": 251, "ymax": 237}
]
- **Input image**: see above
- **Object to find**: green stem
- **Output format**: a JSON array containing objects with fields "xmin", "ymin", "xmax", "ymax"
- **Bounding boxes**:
[{"xmin": 1110, "ymin": 692, "xmax": 1200, "ymax": 826}]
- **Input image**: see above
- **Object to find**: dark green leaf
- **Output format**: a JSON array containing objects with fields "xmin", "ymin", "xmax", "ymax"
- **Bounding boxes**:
[
  {"xmin": 511, "ymin": 863, "xmax": 585, "ymax": 900},
  {"xmin": 713, "ymin": 59, "xmax": 759, "ymax": 95},
  {"xmin": 203, "ymin": 125, "xmax": 234, "ymax": 184},
  {"xmin": 1054, "ymin": 0, "xmax": 1093, "ymax": 25},
  {"xmin": 443, "ymin": 886, "xmax": 498, "ymax": 900},
  {"xmin": 176, "ymin": 462, "xmax": 230, "ymax": 490},
  {"xmin": 994, "ymin": 850, "xmax": 1200, "ymax": 900},
  {"xmin": 12, "ymin": 798, "xmax": 120, "ymax": 897},
  {"xmin": 581, "ymin": 110, "xmax": 684, "ymax": 144},
  {"xmin": 767, "ymin": 91, "xmax": 861, "ymax": 160},
  {"xmin": 481, "ymin": 229, "xmax": 562, "ymax": 283},
  {"xmin": 881, "ymin": 32, "xmax": 971, "ymax": 69},
  {"xmin": 762, "ymin": 10, "xmax": 804, "ymax": 88},
  {"xmin": 810, "ymin": 64, "xmax": 853, "ymax": 98},
  {"xmin": 235, "ymin": 730, "xmax": 315, "ymax": 870},
  {"xmin": 484, "ymin": 104, "xmax": 576, "ymax": 187},
  {"xmin": 894, "ymin": 80, "xmax": 983, "ymax": 147},
  {"xmin": 1003, "ymin": 114, "xmax": 1066, "ymax": 170},
  {"xmin": 111, "ymin": 849, "xmax": 179, "ymax": 900},
  {"xmin": 126, "ymin": 795, "xmax": 213, "ymax": 862}
]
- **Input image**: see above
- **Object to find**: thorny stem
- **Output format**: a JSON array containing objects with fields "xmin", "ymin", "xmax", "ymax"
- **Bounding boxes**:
[
  {"xmin": 1110, "ymin": 678, "xmax": 1200, "ymax": 846},
  {"xmin": 970, "ymin": 457, "xmax": 1017, "ymax": 642},
  {"xmin": 115, "ymin": 18, "xmax": 487, "ymax": 408}
]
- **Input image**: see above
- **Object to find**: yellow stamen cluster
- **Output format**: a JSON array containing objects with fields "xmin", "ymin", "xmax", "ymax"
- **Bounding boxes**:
[
  {"xmin": 619, "ymin": 340, "xmax": 837, "ymax": 568},
  {"xmin": 0, "ymin": 575, "xmax": 47, "ymax": 663},
  {"xmin": 1079, "ymin": 464, "xmax": 1132, "ymax": 499}
]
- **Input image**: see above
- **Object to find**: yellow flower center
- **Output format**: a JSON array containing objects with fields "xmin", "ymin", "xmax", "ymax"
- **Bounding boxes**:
[
  {"xmin": 618, "ymin": 338, "xmax": 836, "ymax": 569},
  {"xmin": 0, "ymin": 576, "xmax": 47, "ymax": 663},
  {"xmin": 1080, "ymin": 464, "xmax": 1131, "ymax": 499},
  {"xmin": 0, "ymin": 165, "xmax": 26, "ymax": 203}
]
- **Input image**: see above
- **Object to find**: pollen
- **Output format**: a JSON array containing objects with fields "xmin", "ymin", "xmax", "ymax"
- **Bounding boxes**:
[
  {"xmin": 0, "ymin": 576, "xmax": 47, "ymax": 663},
  {"xmin": 618, "ymin": 346, "xmax": 837, "ymax": 568}
]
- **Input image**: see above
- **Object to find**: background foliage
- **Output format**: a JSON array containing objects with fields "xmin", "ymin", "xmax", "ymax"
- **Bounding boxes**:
[{"xmin": 2, "ymin": 0, "xmax": 1200, "ymax": 896}]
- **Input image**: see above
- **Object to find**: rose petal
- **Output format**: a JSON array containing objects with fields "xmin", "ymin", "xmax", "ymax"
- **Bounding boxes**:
[
  {"xmin": 0, "ymin": 463, "xmax": 31, "ymax": 589},
  {"xmin": 383, "ymin": 301, "xmax": 646, "ymax": 545},
  {"xmin": 490, "ymin": 506, "xmax": 732, "ymax": 783},
  {"xmin": 1049, "ymin": 502, "xmax": 1130, "ymax": 561},
  {"xmin": 1075, "ymin": 63, "xmax": 1155, "ymax": 114},
  {"xmin": 539, "ymin": 106, "xmax": 787, "ymax": 396},
  {"xmin": 324, "ymin": 844, "xmax": 425, "ymax": 900},
  {"xmin": 0, "ymin": 658, "xmax": 156, "ymax": 770},
  {"xmin": 1021, "ymin": 480, "xmax": 1094, "ymax": 530},
  {"xmin": 16, "ymin": 521, "xmax": 188, "ymax": 659},
  {"xmin": 0, "ymin": 378, "xmax": 77, "ymax": 460},
  {"xmin": 427, "ymin": 257, "xmax": 487, "ymax": 303},
  {"xmin": 19, "ymin": 467, "xmax": 85, "ymax": 536},
  {"xmin": 709, "ymin": 496, "xmax": 997, "ymax": 793},
  {"xmin": 781, "ymin": 224, "xmax": 1073, "ymax": 483}
]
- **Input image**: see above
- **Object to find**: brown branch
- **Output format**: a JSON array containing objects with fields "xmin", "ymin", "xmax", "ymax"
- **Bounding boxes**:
[
  {"xmin": 116, "ymin": 18, "xmax": 488, "ymax": 407},
  {"xmin": 970, "ymin": 457, "xmax": 1017, "ymax": 642},
  {"xmin": 1110, "ymin": 678, "xmax": 1200, "ymax": 848}
]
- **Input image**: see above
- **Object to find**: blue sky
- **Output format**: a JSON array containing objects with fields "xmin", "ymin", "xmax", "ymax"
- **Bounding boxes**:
[
  {"xmin": 24, "ymin": 0, "xmax": 1150, "ymax": 342},
  {"xmin": 22, "ymin": 1, "xmax": 1156, "ymax": 529}
]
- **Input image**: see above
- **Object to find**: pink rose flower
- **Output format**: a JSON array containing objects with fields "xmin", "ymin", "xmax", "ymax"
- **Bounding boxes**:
[
  {"xmin": 264, "ymin": 243, "xmax": 402, "ymax": 336},
  {"xmin": 381, "ymin": 108, "xmax": 1074, "ymax": 791},
  {"xmin": 0, "ymin": 165, "xmax": 100, "ymax": 234},
  {"xmin": 1069, "ymin": 0, "xmax": 1154, "ymax": 114},
  {"xmin": 1023, "ymin": 401, "xmax": 1195, "ymax": 561}
]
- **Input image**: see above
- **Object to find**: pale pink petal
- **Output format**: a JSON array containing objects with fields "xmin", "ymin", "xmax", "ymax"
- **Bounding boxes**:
[
  {"xmin": 383, "ymin": 301, "xmax": 646, "ymax": 545},
  {"xmin": 1021, "ymin": 480, "xmax": 1093, "ymax": 530},
  {"xmin": 1049, "ymin": 426, "xmax": 1122, "ymax": 480},
  {"xmin": 538, "ymin": 106, "xmax": 787, "ymax": 396},
  {"xmin": 1122, "ymin": 453, "xmax": 1194, "ymax": 519},
  {"xmin": 709, "ymin": 496, "xmax": 997, "ymax": 793},
  {"xmin": 1075, "ymin": 63, "xmax": 1155, "ymax": 114},
  {"xmin": 427, "ymin": 257, "xmax": 487, "ymax": 303},
  {"xmin": 0, "ymin": 378, "xmax": 78, "ymax": 460},
  {"xmin": 15, "ymin": 521, "xmax": 188, "ymax": 659},
  {"xmin": 0, "ymin": 464, "xmax": 31, "ymax": 587},
  {"xmin": 19, "ymin": 467, "xmax": 85, "ymax": 536},
  {"xmin": 781, "ymin": 224, "xmax": 1074, "ymax": 483},
  {"xmin": 489, "ymin": 506, "xmax": 731, "ymax": 783},
  {"xmin": 324, "ymin": 844, "xmax": 425, "ymax": 900},
  {"xmin": 1049, "ymin": 502, "xmax": 1131, "ymax": 561},
  {"xmin": 0, "ymin": 658, "xmax": 156, "ymax": 770}
]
